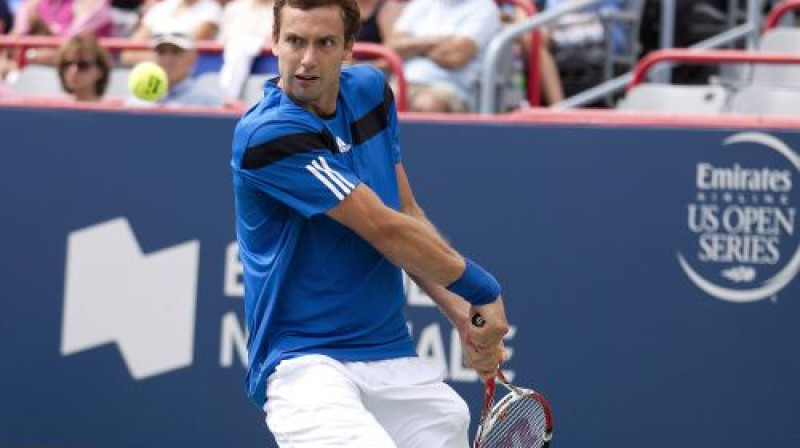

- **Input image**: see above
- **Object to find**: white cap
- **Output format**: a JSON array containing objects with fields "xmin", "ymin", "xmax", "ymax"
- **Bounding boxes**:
[{"xmin": 153, "ymin": 32, "xmax": 194, "ymax": 51}]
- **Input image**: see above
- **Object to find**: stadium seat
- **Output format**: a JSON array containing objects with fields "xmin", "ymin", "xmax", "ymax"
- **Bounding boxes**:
[
  {"xmin": 241, "ymin": 73, "xmax": 271, "ymax": 104},
  {"xmin": 8, "ymin": 65, "xmax": 61, "ymax": 97},
  {"xmin": 107, "ymin": 67, "xmax": 132, "ymax": 99},
  {"xmin": 617, "ymin": 84, "xmax": 730, "ymax": 115},
  {"xmin": 751, "ymin": 28, "xmax": 800, "ymax": 88},
  {"xmin": 193, "ymin": 53, "xmax": 224, "ymax": 76},
  {"xmin": 727, "ymin": 84, "xmax": 800, "ymax": 117},
  {"xmin": 193, "ymin": 71, "xmax": 226, "ymax": 99}
]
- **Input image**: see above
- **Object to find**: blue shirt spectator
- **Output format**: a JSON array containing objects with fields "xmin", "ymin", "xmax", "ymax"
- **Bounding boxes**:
[
  {"xmin": 1, "ymin": 0, "xmax": 13, "ymax": 33},
  {"xmin": 127, "ymin": 33, "xmax": 223, "ymax": 107}
]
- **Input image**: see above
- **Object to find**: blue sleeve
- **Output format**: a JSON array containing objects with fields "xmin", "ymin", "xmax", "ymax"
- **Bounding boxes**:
[
  {"xmin": 236, "ymin": 117, "xmax": 362, "ymax": 218},
  {"xmin": 385, "ymin": 80, "xmax": 402, "ymax": 164},
  {"xmin": 370, "ymin": 67, "xmax": 402, "ymax": 164},
  {"xmin": 342, "ymin": 65, "xmax": 401, "ymax": 163}
]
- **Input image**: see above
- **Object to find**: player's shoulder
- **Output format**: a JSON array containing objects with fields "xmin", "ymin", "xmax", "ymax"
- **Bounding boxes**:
[
  {"xmin": 232, "ymin": 84, "xmax": 327, "ymax": 169},
  {"xmin": 340, "ymin": 65, "xmax": 394, "ymax": 117},
  {"xmin": 341, "ymin": 64, "xmax": 385, "ymax": 87},
  {"xmin": 341, "ymin": 65, "xmax": 387, "ymax": 101}
]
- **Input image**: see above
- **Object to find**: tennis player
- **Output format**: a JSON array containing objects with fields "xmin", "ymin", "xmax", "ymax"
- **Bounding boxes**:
[{"xmin": 230, "ymin": 0, "xmax": 510, "ymax": 445}]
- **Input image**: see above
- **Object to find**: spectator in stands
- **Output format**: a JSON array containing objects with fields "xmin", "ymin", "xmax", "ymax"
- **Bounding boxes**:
[
  {"xmin": 56, "ymin": 33, "xmax": 112, "ymax": 101},
  {"xmin": 545, "ymin": 0, "xmax": 625, "ymax": 50},
  {"xmin": 121, "ymin": 0, "xmax": 221, "ymax": 65},
  {"xmin": 11, "ymin": 0, "xmax": 113, "ymax": 38},
  {"xmin": 1, "ymin": 0, "xmax": 13, "ymax": 33},
  {"xmin": 0, "ymin": 0, "xmax": 112, "ymax": 69},
  {"xmin": 539, "ymin": 0, "xmax": 626, "ymax": 100},
  {"xmin": 109, "ymin": 0, "xmax": 142, "ymax": 37},
  {"xmin": 217, "ymin": 0, "xmax": 273, "ymax": 99},
  {"xmin": 386, "ymin": 0, "xmax": 501, "ymax": 112},
  {"xmin": 501, "ymin": 3, "xmax": 563, "ymax": 106},
  {"xmin": 128, "ymin": 32, "xmax": 224, "ymax": 106},
  {"xmin": 355, "ymin": 0, "xmax": 402, "ymax": 45},
  {"xmin": 352, "ymin": 0, "xmax": 402, "ymax": 72},
  {"xmin": 0, "ymin": 0, "xmax": 12, "ymax": 80}
]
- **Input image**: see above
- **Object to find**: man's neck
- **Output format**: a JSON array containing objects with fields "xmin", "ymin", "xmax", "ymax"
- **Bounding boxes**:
[{"xmin": 278, "ymin": 80, "xmax": 339, "ymax": 118}]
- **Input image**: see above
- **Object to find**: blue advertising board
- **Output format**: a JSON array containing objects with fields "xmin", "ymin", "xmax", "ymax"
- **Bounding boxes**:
[{"xmin": 0, "ymin": 107, "xmax": 798, "ymax": 447}]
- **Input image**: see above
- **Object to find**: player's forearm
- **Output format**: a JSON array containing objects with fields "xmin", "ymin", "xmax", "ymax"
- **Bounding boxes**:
[
  {"xmin": 410, "ymin": 273, "xmax": 471, "ymax": 331},
  {"xmin": 401, "ymin": 209, "xmax": 471, "ymax": 328},
  {"xmin": 329, "ymin": 185, "xmax": 499, "ymax": 305},
  {"xmin": 372, "ymin": 212, "xmax": 466, "ymax": 286}
]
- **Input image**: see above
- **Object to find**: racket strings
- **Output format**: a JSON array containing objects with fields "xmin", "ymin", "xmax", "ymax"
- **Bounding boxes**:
[{"xmin": 481, "ymin": 396, "xmax": 549, "ymax": 448}]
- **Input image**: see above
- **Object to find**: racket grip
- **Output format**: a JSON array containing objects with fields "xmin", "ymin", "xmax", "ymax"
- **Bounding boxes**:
[{"xmin": 471, "ymin": 313, "xmax": 486, "ymax": 327}]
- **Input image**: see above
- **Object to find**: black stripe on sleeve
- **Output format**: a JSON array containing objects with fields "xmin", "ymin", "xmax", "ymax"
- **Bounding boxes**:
[
  {"xmin": 350, "ymin": 83, "xmax": 395, "ymax": 145},
  {"xmin": 242, "ymin": 131, "xmax": 336, "ymax": 170}
]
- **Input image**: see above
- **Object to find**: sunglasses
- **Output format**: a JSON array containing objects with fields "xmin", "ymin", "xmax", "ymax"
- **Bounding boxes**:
[{"xmin": 60, "ymin": 60, "xmax": 96, "ymax": 71}]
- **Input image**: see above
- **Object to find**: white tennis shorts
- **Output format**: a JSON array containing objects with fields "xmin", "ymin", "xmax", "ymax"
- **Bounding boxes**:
[{"xmin": 263, "ymin": 355, "xmax": 470, "ymax": 448}]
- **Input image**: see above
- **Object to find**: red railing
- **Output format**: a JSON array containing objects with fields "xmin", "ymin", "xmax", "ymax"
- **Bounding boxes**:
[
  {"xmin": 0, "ymin": 36, "xmax": 408, "ymax": 111},
  {"xmin": 764, "ymin": 0, "xmax": 800, "ymax": 31},
  {"xmin": 628, "ymin": 48, "xmax": 800, "ymax": 89}
]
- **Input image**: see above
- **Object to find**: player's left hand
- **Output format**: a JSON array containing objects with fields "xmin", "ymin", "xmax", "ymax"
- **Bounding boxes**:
[{"xmin": 459, "ymin": 328, "xmax": 507, "ymax": 381}]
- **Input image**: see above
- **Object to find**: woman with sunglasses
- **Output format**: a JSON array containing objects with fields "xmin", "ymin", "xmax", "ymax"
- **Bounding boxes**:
[{"xmin": 55, "ymin": 34, "xmax": 111, "ymax": 101}]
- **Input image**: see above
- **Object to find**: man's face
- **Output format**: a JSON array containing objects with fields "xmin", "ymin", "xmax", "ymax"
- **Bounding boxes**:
[
  {"xmin": 155, "ymin": 44, "xmax": 196, "ymax": 87},
  {"xmin": 273, "ymin": 4, "xmax": 353, "ymax": 115}
]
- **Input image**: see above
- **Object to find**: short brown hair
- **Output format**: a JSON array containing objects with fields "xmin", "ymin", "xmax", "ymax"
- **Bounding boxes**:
[
  {"xmin": 273, "ymin": 0, "xmax": 361, "ymax": 45},
  {"xmin": 56, "ymin": 34, "xmax": 112, "ymax": 97}
]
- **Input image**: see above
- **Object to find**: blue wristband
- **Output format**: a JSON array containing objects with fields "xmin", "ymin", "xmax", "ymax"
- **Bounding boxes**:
[{"xmin": 446, "ymin": 259, "xmax": 501, "ymax": 305}]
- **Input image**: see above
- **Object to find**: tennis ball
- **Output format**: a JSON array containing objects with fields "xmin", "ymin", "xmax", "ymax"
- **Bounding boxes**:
[{"xmin": 128, "ymin": 62, "xmax": 168, "ymax": 102}]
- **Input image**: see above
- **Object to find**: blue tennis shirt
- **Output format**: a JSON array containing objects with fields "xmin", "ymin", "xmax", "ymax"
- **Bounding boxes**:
[{"xmin": 231, "ymin": 65, "xmax": 417, "ymax": 406}]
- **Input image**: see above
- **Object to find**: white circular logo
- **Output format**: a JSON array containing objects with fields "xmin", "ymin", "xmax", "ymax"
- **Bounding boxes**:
[{"xmin": 677, "ymin": 132, "xmax": 800, "ymax": 303}]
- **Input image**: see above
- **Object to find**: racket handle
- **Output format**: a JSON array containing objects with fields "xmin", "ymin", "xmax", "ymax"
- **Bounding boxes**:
[{"xmin": 471, "ymin": 313, "xmax": 486, "ymax": 327}]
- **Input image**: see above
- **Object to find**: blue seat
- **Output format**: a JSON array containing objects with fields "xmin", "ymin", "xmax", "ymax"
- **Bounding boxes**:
[
  {"xmin": 251, "ymin": 54, "xmax": 279, "ymax": 74},
  {"xmin": 193, "ymin": 53, "xmax": 224, "ymax": 76},
  {"xmin": 192, "ymin": 53, "xmax": 278, "ymax": 76}
]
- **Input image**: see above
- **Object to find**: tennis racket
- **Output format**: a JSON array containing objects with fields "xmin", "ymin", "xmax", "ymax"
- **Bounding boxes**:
[{"xmin": 471, "ymin": 314, "xmax": 553, "ymax": 448}]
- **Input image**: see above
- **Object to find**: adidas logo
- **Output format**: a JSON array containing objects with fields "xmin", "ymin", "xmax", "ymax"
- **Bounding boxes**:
[{"xmin": 336, "ymin": 136, "xmax": 352, "ymax": 153}]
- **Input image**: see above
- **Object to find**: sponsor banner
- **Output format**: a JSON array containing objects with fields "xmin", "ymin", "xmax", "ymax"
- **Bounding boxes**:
[
  {"xmin": 0, "ymin": 109, "xmax": 798, "ymax": 448},
  {"xmin": 677, "ymin": 132, "xmax": 799, "ymax": 303}
]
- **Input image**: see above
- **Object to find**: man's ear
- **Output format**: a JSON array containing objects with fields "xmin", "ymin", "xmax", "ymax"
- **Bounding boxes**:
[{"xmin": 342, "ymin": 38, "xmax": 354, "ymax": 61}]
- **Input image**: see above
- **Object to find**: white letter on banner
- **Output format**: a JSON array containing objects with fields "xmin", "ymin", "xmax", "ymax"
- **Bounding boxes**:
[
  {"xmin": 449, "ymin": 328, "xmax": 478, "ymax": 382},
  {"xmin": 417, "ymin": 323, "xmax": 447, "ymax": 373},
  {"xmin": 220, "ymin": 312, "xmax": 248, "ymax": 368},
  {"xmin": 224, "ymin": 242, "xmax": 244, "ymax": 298}
]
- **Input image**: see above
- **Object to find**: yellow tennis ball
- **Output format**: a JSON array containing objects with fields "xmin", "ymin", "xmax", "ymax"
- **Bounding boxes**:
[{"xmin": 128, "ymin": 62, "xmax": 168, "ymax": 102}]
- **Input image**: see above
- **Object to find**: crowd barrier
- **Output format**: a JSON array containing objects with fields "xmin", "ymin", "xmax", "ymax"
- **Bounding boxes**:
[
  {"xmin": 0, "ymin": 104, "xmax": 798, "ymax": 448},
  {"xmin": 629, "ymin": 48, "xmax": 800, "ymax": 88},
  {"xmin": 0, "ymin": 36, "xmax": 409, "ymax": 111}
]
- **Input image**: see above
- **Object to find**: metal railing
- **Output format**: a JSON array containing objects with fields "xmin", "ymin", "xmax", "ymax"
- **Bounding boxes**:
[
  {"xmin": 479, "ymin": 0, "xmax": 606, "ymax": 114},
  {"xmin": 480, "ymin": 0, "xmax": 768, "ymax": 114},
  {"xmin": 628, "ymin": 48, "xmax": 800, "ymax": 89},
  {"xmin": 764, "ymin": 0, "xmax": 800, "ymax": 30},
  {"xmin": 554, "ymin": 0, "xmax": 764, "ymax": 109},
  {"xmin": 556, "ymin": 20, "xmax": 758, "ymax": 109}
]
